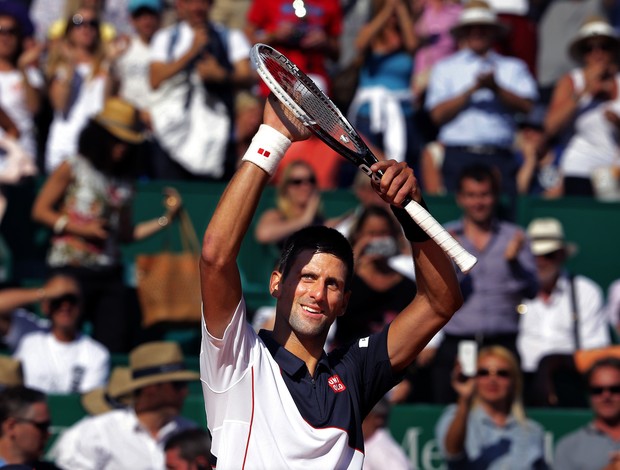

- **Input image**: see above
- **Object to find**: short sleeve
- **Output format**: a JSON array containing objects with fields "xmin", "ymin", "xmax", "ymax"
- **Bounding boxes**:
[
  {"xmin": 500, "ymin": 59, "xmax": 538, "ymax": 100},
  {"xmin": 227, "ymin": 29, "xmax": 251, "ymax": 64},
  {"xmin": 339, "ymin": 325, "xmax": 402, "ymax": 415},
  {"xmin": 425, "ymin": 61, "xmax": 453, "ymax": 111},
  {"xmin": 149, "ymin": 28, "xmax": 171, "ymax": 63},
  {"xmin": 200, "ymin": 298, "xmax": 258, "ymax": 392}
]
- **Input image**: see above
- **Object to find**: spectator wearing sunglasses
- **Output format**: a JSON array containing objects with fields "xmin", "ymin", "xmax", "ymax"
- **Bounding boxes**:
[
  {"xmin": 255, "ymin": 160, "xmax": 339, "ymax": 248},
  {"xmin": 553, "ymin": 357, "xmax": 620, "ymax": 470},
  {"xmin": 435, "ymin": 345, "xmax": 548, "ymax": 470},
  {"xmin": 0, "ymin": 386, "xmax": 61, "ymax": 469},
  {"xmin": 517, "ymin": 218, "xmax": 609, "ymax": 407},
  {"xmin": 43, "ymin": 6, "xmax": 112, "ymax": 173},
  {"xmin": 12, "ymin": 272, "xmax": 110, "ymax": 395},
  {"xmin": 544, "ymin": 17, "xmax": 620, "ymax": 197}
]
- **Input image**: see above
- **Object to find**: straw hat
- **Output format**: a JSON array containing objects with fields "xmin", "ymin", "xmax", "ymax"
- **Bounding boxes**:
[
  {"xmin": 450, "ymin": 1, "xmax": 506, "ymax": 37},
  {"xmin": 81, "ymin": 367, "xmax": 134, "ymax": 416},
  {"xmin": 0, "ymin": 356, "xmax": 23, "ymax": 388},
  {"xmin": 127, "ymin": 341, "xmax": 199, "ymax": 391},
  {"xmin": 526, "ymin": 218, "xmax": 578, "ymax": 256},
  {"xmin": 93, "ymin": 97, "xmax": 145, "ymax": 144},
  {"xmin": 568, "ymin": 16, "xmax": 620, "ymax": 62}
]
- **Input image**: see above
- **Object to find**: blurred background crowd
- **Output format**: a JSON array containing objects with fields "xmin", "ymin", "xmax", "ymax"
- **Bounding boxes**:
[{"xmin": 1, "ymin": 0, "xmax": 620, "ymax": 467}]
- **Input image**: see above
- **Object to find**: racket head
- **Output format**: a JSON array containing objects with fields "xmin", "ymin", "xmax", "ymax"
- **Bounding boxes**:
[{"xmin": 250, "ymin": 43, "xmax": 380, "ymax": 175}]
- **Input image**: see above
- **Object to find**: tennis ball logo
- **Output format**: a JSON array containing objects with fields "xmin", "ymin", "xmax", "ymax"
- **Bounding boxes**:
[{"xmin": 359, "ymin": 164, "xmax": 382, "ymax": 184}]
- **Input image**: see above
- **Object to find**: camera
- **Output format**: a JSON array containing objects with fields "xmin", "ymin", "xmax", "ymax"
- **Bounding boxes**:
[{"xmin": 363, "ymin": 237, "xmax": 399, "ymax": 258}]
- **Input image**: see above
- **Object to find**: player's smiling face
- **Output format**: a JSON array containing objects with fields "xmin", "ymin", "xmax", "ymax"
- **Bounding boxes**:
[{"xmin": 271, "ymin": 250, "xmax": 350, "ymax": 340}]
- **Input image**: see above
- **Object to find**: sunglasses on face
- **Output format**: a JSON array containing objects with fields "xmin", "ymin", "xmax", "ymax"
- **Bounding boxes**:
[
  {"xmin": 16, "ymin": 418, "xmax": 51, "ymax": 433},
  {"xmin": 287, "ymin": 176, "xmax": 316, "ymax": 186},
  {"xmin": 476, "ymin": 368, "xmax": 511, "ymax": 379},
  {"xmin": 0, "ymin": 25, "xmax": 18, "ymax": 37},
  {"xmin": 583, "ymin": 41, "xmax": 614, "ymax": 53},
  {"xmin": 589, "ymin": 384, "xmax": 620, "ymax": 396},
  {"xmin": 72, "ymin": 14, "xmax": 99, "ymax": 28},
  {"xmin": 49, "ymin": 293, "xmax": 80, "ymax": 311}
]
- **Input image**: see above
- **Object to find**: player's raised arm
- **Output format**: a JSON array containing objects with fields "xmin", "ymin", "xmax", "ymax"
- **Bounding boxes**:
[
  {"xmin": 368, "ymin": 160, "xmax": 464, "ymax": 372},
  {"xmin": 200, "ymin": 96, "xmax": 310, "ymax": 338}
]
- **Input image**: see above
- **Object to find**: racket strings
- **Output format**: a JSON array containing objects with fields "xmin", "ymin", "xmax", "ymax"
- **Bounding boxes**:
[{"xmin": 261, "ymin": 53, "xmax": 366, "ymax": 155}]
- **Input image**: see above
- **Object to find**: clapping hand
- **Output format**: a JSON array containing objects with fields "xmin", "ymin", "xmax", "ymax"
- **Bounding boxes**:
[
  {"xmin": 504, "ymin": 230, "xmax": 525, "ymax": 262},
  {"xmin": 477, "ymin": 70, "xmax": 498, "ymax": 92}
]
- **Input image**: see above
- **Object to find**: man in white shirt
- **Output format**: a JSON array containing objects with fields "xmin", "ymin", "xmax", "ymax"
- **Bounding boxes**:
[
  {"xmin": 517, "ymin": 217, "xmax": 610, "ymax": 406},
  {"xmin": 52, "ymin": 341, "xmax": 200, "ymax": 470},
  {"xmin": 199, "ymin": 96, "xmax": 462, "ymax": 467},
  {"xmin": 148, "ymin": 0, "xmax": 254, "ymax": 180},
  {"xmin": 13, "ymin": 273, "xmax": 110, "ymax": 394}
]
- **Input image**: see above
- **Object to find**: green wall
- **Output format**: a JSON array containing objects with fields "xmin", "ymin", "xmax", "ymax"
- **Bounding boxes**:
[{"xmin": 2, "ymin": 179, "xmax": 619, "ymax": 313}]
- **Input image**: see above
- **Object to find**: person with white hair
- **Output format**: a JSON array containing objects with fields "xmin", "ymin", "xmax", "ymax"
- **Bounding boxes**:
[{"xmin": 517, "ymin": 217, "xmax": 610, "ymax": 407}]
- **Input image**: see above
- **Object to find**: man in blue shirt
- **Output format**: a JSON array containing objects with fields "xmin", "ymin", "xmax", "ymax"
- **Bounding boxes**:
[
  {"xmin": 426, "ymin": 0, "xmax": 538, "ymax": 207},
  {"xmin": 432, "ymin": 164, "xmax": 538, "ymax": 403}
]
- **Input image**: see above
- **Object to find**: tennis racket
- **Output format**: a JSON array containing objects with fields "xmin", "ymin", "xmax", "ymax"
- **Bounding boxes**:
[{"xmin": 250, "ymin": 44, "xmax": 477, "ymax": 274}]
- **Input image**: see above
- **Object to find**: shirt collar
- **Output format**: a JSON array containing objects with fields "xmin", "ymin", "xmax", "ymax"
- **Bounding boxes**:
[
  {"xmin": 473, "ymin": 406, "xmax": 517, "ymax": 428},
  {"xmin": 128, "ymin": 407, "xmax": 183, "ymax": 443},
  {"xmin": 259, "ymin": 330, "xmax": 330, "ymax": 378}
]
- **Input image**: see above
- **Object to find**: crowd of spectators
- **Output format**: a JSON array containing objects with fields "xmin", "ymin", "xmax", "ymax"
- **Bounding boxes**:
[{"xmin": 0, "ymin": 0, "xmax": 619, "ymax": 468}]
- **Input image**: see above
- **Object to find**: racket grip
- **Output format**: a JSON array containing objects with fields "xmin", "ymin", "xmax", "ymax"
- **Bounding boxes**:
[{"xmin": 403, "ymin": 200, "xmax": 477, "ymax": 274}]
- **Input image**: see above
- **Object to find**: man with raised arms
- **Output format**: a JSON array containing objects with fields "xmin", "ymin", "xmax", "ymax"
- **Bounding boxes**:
[{"xmin": 199, "ymin": 95, "xmax": 463, "ymax": 468}]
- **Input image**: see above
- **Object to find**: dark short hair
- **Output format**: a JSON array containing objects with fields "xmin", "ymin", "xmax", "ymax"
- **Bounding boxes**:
[
  {"xmin": 164, "ymin": 428, "xmax": 212, "ymax": 461},
  {"xmin": 586, "ymin": 356, "xmax": 620, "ymax": 384},
  {"xmin": 456, "ymin": 164, "xmax": 500, "ymax": 196},
  {"xmin": 0, "ymin": 386, "xmax": 46, "ymax": 436},
  {"xmin": 278, "ymin": 226, "xmax": 354, "ymax": 290}
]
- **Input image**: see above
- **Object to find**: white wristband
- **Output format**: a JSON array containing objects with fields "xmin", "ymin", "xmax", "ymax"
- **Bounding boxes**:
[
  {"xmin": 242, "ymin": 124, "xmax": 292, "ymax": 176},
  {"xmin": 53, "ymin": 215, "xmax": 68, "ymax": 234}
]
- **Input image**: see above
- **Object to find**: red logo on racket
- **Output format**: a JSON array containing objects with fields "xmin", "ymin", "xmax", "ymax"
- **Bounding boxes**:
[
  {"xmin": 258, "ymin": 148, "xmax": 271, "ymax": 158},
  {"xmin": 327, "ymin": 375, "xmax": 346, "ymax": 393}
]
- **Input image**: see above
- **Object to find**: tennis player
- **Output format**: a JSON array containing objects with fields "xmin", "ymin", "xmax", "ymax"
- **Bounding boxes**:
[{"xmin": 199, "ymin": 95, "xmax": 463, "ymax": 468}]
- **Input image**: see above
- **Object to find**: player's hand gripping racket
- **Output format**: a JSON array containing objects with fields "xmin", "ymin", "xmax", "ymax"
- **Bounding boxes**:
[{"xmin": 250, "ymin": 44, "xmax": 477, "ymax": 273}]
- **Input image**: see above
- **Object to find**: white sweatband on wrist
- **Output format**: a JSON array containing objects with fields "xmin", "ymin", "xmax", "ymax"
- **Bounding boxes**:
[
  {"xmin": 53, "ymin": 215, "xmax": 68, "ymax": 234},
  {"xmin": 242, "ymin": 124, "xmax": 292, "ymax": 176}
]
